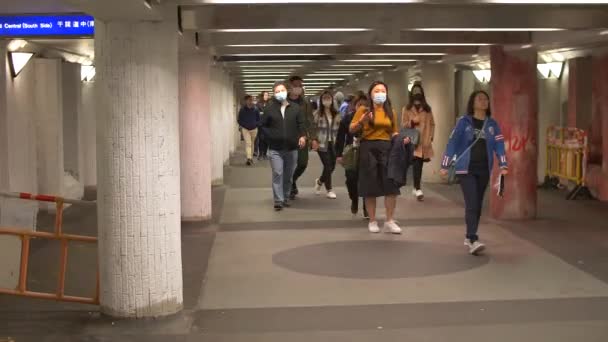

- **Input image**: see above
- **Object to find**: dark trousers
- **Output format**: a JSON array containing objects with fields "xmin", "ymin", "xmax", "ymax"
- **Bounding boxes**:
[
  {"xmin": 412, "ymin": 157, "xmax": 424, "ymax": 190},
  {"xmin": 317, "ymin": 142, "xmax": 336, "ymax": 190},
  {"xmin": 257, "ymin": 133, "xmax": 268, "ymax": 157},
  {"xmin": 345, "ymin": 169, "xmax": 366, "ymax": 213},
  {"xmin": 457, "ymin": 167, "xmax": 490, "ymax": 242},
  {"xmin": 292, "ymin": 147, "xmax": 309, "ymax": 190}
]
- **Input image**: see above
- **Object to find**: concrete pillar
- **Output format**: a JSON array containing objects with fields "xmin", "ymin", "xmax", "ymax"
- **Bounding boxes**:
[
  {"xmin": 95, "ymin": 20, "xmax": 183, "ymax": 317},
  {"xmin": 210, "ymin": 67, "xmax": 224, "ymax": 184},
  {"xmin": 421, "ymin": 63, "xmax": 455, "ymax": 183},
  {"xmin": 80, "ymin": 82, "xmax": 97, "ymax": 188},
  {"xmin": 456, "ymin": 70, "xmax": 477, "ymax": 116},
  {"xmin": 587, "ymin": 54, "xmax": 608, "ymax": 201},
  {"xmin": 383, "ymin": 69, "xmax": 409, "ymax": 123},
  {"xmin": 490, "ymin": 46, "xmax": 538, "ymax": 219},
  {"xmin": 537, "ymin": 78, "xmax": 562, "ymax": 184},
  {"xmin": 0, "ymin": 43, "xmax": 38, "ymax": 195},
  {"xmin": 62, "ymin": 62, "xmax": 82, "ymax": 180},
  {"xmin": 179, "ymin": 50, "xmax": 212, "ymax": 221},
  {"xmin": 567, "ymin": 57, "xmax": 592, "ymax": 129},
  {"xmin": 0, "ymin": 43, "xmax": 8, "ymax": 190},
  {"xmin": 34, "ymin": 59, "xmax": 64, "ymax": 200}
]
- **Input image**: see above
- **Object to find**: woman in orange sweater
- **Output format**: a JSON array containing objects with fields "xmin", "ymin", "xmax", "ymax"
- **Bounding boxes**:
[{"xmin": 350, "ymin": 81, "xmax": 411, "ymax": 234}]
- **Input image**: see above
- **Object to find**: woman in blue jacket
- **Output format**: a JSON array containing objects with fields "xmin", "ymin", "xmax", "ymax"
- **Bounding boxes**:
[{"xmin": 440, "ymin": 91, "xmax": 508, "ymax": 255}]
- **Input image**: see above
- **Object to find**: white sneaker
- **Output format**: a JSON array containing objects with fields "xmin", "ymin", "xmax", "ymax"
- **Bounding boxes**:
[
  {"xmin": 315, "ymin": 178, "xmax": 323, "ymax": 195},
  {"xmin": 464, "ymin": 239, "xmax": 486, "ymax": 255},
  {"xmin": 326, "ymin": 191, "xmax": 337, "ymax": 199},
  {"xmin": 415, "ymin": 189, "xmax": 424, "ymax": 201},
  {"xmin": 384, "ymin": 220, "xmax": 402, "ymax": 234},
  {"xmin": 368, "ymin": 221, "xmax": 380, "ymax": 233}
]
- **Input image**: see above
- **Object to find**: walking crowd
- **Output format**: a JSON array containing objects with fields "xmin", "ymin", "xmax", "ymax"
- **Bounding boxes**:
[{"xmin": 236, "ymin": 76, "xmax": 508, "ymax": 255}]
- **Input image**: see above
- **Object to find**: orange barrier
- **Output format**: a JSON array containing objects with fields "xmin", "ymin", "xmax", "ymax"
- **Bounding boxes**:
[
  {"xmin": 0, "ymin": 192, "xmax": 99, "ymax": 305},
  {"xmin": 544, "ymin": 127, "xmax": 592, "ymax": 200}
]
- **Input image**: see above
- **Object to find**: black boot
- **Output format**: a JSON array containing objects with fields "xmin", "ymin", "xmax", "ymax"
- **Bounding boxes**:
[{"xmin": 351, "ymin": 199, "xmax": 358, "ymax": 215}]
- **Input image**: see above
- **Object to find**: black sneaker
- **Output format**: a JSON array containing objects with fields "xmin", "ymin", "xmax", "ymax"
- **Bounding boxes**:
[
  {"xmin": 246, "ymin": 159, "xmax": 253, "ymax": 166},
  {"xmin": 282, "ymin": 201, "xmax": 291, "ymax": 208},
  {"xmin": 274, "ymin": 204, "xmax": 283, "ymax": 211},
  {"xmin": 351, "ymin": 200, "xmax": 358, "ymax": 215},
  {"xmin": 289, "ymin": 185, "xmax": 298, "ymax": 200}
]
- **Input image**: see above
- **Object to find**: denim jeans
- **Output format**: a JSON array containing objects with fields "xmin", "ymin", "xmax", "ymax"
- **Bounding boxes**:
[
  {"xmin": 269, "ymin": 149, "xmax": 298, "ymax": 205},
  {"xmin": 457, "ymin": 167, "xmax": 490, "ymax": 242}
]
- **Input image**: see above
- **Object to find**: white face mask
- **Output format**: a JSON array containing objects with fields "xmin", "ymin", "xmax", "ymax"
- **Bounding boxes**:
[
  {"xmin": 275, "ymin": 91, "xmax": 288, "ymax": 102},
  {"xmin": 322, "ymin": 99, "xmax": 333, "ymax": 108}
]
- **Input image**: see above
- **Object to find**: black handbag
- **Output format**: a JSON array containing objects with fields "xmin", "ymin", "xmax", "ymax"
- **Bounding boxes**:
[{"xmin": 447, "ymin": 119, "xmax": 487, "ymax": 185}]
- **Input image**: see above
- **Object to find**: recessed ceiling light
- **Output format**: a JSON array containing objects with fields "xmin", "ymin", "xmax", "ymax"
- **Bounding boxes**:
[
  {"xmin": 213, "ymin": 28, "xmax": 371, "ymax": 33},
  {"xmin": 226, "ymin": 43, "xmax": 343, "ymax": 47},
  {"xmin": 226, "ymin": 53, "xmax": 327, "ymax": 56},
  {"xmin": 341, "ymin": 59, "xmax": 417, "ymax": 62},
  {"xmin": 413, "ymin": 28, "xmax": 564, "ymax": 32},
  {"xmin": 356, "ymin": 53, "xmax": 445, "ymax": 56},
  {"xmin": 380, "ymin": 43, "xmax": 491, "ymax": 46},
  {"xmin": 332, "ymin": 64, "xmax": 395, "ymax": 67},
  {"xmin": 308, "ymin": 73, "xmax": 354, "ymax": 76}
]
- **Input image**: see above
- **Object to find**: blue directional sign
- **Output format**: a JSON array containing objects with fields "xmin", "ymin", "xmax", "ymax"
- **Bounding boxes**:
[{"xmin": 0, "ymin": 14, "xmax": 95, "ymax": 37}]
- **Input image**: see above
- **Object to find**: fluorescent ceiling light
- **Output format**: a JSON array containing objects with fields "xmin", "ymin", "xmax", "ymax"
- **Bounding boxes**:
[
  {"xmin": 81, "ymin": 65, "xmax": 96, "ymax": 82},
  {"xmin": 414, "ymin": 28, "xmax": 564, "ymax": 32},
  {"xmin": 239, "ymin": 65, "xmax": 302, "ymax": 68},
  {"xmin": 214, "ymin": 28, "xmax": 371, "ymax": 33},
  {"xmin": 7, "ymin": 39, "xmax": 28, "ymax": 52},
  {"xmin": 320, "ymin": 69, "xmax": 372, "ymax": 72},
  {"xmin": 8, "ymin": 52, "xmax": 34, "ymax": 78},
  {"xmin": 356, "ymin": 53, "xmax": 445, "ymax": 56},
  {"xmin": 303, "ymin": 78, "xmax": 345, "ymax": 81},
  {"xmin": 380, "ymin": 43, "xmax": 491, "ymax": 46},
  {"xmin": 487, "ymin": 0, "xmax": 608, "ymax": 3},
  {"xmin": 601, "ymin": 30, "xmax": 608, "ymax": 35},
  {"xmin": 236, "ymin": 60, "xmax": 313, "ymax": 63},
  {"xmin": 226, "ymin": 53, "xmax": 326, "ymax": 56},
  {"xmin": 473, "ymin": 69, "xmax": 492, "ymax": 83},
  {"xmin": 241, "ymin": 71, "xmax": 293, "ymax": 73},
  {"xmin": 341, "ymin": 59, "xmax": 416, "ymax": 62},
  {"xmin": 537, "ymin": 62, "xmax": 563, "ymax": 79},
  {"xmin": 332, "ymin": 64, "xmax": 394, "ymax": 67},
  {"xmin": 226, "ymin": 44, "xmax": 343, "ymax": 47},
  {"xmin": 308, "ymin": 73, "xmax": 354, "ymax": 76}
]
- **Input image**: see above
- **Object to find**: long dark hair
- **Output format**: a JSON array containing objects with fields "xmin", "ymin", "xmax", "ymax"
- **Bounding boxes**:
[
  {"xmin": 368, "ymin": 81, "xmax": 394, "ymax": 127},
  {"xmin": 466, "ymin": 90, "xmax": 492, "ymax": 117},
  {"xmin": 406, "ymin": 93, "xmax": 432, "ymax": 112},
  {"xmin": 316, "ymin": 90, "xmax": 339, "ymax": 119},
  {"xmin": 258, "ymin": 91, "xmax": 269, "ymax": 104}
]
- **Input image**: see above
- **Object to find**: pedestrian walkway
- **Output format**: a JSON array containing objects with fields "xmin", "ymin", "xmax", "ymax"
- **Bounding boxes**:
[{"xmin": 1, "ymin": 150, "xmax": 608, "ymax": 341}]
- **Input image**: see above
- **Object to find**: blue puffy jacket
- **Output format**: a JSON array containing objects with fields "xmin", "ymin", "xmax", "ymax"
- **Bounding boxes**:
[{"xmin": 441, "ymin": 115, "xmax": 508, "ymax": 175}]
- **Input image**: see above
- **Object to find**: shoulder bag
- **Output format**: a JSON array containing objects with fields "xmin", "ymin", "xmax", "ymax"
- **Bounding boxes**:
[{"xmin": 447, "ymin": 119, "xmax": 487, "ymax": 185}]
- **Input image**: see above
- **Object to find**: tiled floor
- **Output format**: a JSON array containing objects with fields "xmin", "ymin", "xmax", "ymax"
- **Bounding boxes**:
[{"xmin": 1, "ymin": 150, "xmax": 608, "ymax": 341}]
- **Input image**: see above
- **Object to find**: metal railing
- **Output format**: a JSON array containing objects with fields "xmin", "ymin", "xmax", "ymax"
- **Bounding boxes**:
[{"xmin": 0, "ymin": 191, "xmax": 99, "ymax": 305}]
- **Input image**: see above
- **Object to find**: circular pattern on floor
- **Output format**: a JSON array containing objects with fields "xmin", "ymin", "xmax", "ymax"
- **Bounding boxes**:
[{"xmin": 272, "ymin": 240, "xmax": 490, "ymax": 279}]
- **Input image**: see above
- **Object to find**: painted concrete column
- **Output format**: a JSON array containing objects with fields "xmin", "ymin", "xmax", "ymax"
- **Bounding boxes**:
[
  {"xmin": 95, "ymin": 20, "xmax": 183, "ymax": 317},
  {"xmin": 179, "ymin": 50, "xmax": 212, "ymax": 221},
  {"xmin": 34, "ymin": 59, "xmax": 65, "ymax": 201},
  {"xmin": 80, "ymin": 82, "xmax": 97, "ymax": 188},
  {"xmin": 210, "ymin": 67, "xmax": 224, "ymax": 184},
  {"xmin": 421, "ymin": 63, "xmax": 456, "ymax": 183},
  {"xmin": 0, "ymin": 42, "xmax": 9, "ymax": 191},
  {"xmin": 567, "ymin": 57, "xmax": 592, "ymax": 129},
  {"xmin": 383, "ymin": 69, "xmax": 409, "ymax": 124},
  {"xmin": 490, "ymin": 46, "xmax": 538, "ymax": 219},
  {"xmin": 537, "ymin": 78, "xmax": 562, "ymax": 184},
  {"xmin": 62, "ymin": 62, "xmax": 82, "ymax": 181},
  {"xmin": 588, "ymin": 54, "xmax": 608, "ymax": 201}
]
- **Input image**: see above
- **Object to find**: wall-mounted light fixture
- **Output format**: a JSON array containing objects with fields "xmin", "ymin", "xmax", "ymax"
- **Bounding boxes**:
[
  {"xmin": 536, "ymin": 62, "xmax": 563, "ymax": 79},
  {"xmin": 7, "ymin": 39, "xmax": 28, "ymax": 52},
  {"xmin": 7, "ymin": 52, "xmax": 34, "ymax": 78},
  {"xmin": 81, "ymin": 65, "xmax": 96, "ymax": 82},
  {"xmin": 473, "ymin": 69, "xmax": 492, "ymax": 83}
]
